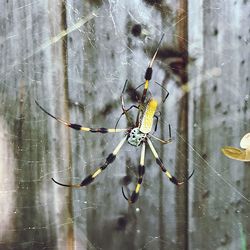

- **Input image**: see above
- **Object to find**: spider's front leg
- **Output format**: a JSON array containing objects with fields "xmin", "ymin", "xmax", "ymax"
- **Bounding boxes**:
[
  {"xmin": 35, "ymin": 100, "xmax": 127, "ymax": 133},
  {"xmin": 122, "ymin": 142, "xmax": 146, "ymax": 204},
  {"xmin": 140, "ymin": 34, "xmax": 165, "ymax": 104},
  {"xmin": 116, "ymin": 80, "xmax": 139, "ymax": 128},
  {"xmin": 147, "ymin": 138, "xmax": 194, "ymax": 185},
  {"xmin": 52, "ymin": 137, "xmax": 127, "ymax": 187}
]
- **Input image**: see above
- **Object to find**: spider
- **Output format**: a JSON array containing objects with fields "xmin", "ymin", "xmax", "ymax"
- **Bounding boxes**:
[{"xmin": 36, "ymin": 35, "xmax": 194, "ymax": 203}]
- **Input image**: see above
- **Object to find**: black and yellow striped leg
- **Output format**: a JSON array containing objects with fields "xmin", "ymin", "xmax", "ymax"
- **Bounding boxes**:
[
  {"xmin": 35, "ymin": 100, "xmax": 127, "ymax": 133},
  {"xmin": 140, "ymin": 34, "xmax": 165, "ymax": 105},
  {"xmin": 134, "ymin": 81, "xmax": 169, "ymax": 104},
  {"xmin": 147, "ymin": 138, "xmax": 194, "ymax": 185},
  {"xmin": 122, "ymin": 142, "xmax": 146, "ymax": 203},
  {"xmin": 135, "ymin": 34, "xmax": 165, "ymax": 125},
  {"xmin": 52, "ymin": 137, "xmax": 127, "ymax": 187}
]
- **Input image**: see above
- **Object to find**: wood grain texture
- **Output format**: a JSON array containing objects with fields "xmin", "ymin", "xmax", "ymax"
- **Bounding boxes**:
[
  {"xmin": 0, "ymin": 0, "xmax": 249, "ymax": 249},
  {"xmin": 189, "ymin": 0, "xmax": 250, "ymax": 249}
]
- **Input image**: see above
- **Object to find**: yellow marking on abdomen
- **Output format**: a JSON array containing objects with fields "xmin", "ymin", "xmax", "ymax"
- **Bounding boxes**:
[
  {"xmin": 145, "ymin": 80, "xmax": 149, "ymax": 90},
  {"xmin": 139, "ymin": 99, "xmax": 158, "ymax": 134}
]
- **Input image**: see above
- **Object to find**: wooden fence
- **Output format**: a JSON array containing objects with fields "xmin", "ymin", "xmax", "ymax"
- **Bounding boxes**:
[{"xmin": 0, "ymin": 0, "xmax": 249, "ymax": 249}]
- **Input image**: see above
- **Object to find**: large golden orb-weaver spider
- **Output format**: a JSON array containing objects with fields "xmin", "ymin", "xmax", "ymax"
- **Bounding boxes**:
[{"xmin": 36, "ymin": 35, "xmax": 194, "ymax": 203}]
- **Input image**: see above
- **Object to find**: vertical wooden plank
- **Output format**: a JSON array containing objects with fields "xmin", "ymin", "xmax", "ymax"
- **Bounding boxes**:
[
  {"xmin": 0, "ymin": 119, "xmax": 16, "ymax": 245},
  {"xmin": 189, "ymin": 0, "xmax": 250, "ymax": 249},
  {"xmin": 62, "ymin": 1, "xmax": 187, "ymax": 249},
  {"xmin": 63, "ymin": 1, "xmax": 191, "ymax": 249},
  {"xmin": 61, "ymin": 2, "xmax": 74, "ymax": 249},
  {"xmin": 175, "ymin": 0, "xmax": 189, "ymax": 248},
  {"xmin": 0, "ymin": 0, "xmax": 75, "ymax": 248},
  {"xmin": 176, "ymin": 0, "xmax": 189, "ymax": 246}
]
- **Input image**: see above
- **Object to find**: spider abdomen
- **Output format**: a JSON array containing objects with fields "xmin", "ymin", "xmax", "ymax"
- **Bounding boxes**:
[{"xmin": 139, "ymin": 99, "xmax": 158, "ymax": 134}]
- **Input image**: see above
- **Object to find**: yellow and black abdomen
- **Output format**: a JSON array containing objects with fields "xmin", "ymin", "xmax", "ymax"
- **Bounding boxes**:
[{"xmin": 139, "ymin": 99, "xmax": 158, "ymax": 134}]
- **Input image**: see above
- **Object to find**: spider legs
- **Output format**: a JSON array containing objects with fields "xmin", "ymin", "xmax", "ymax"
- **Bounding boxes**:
[
  {"xmin": 121, "ymin": 79, "xmax": 129, "ymax": 110},
  {"xmin": 115, "ymin": 80, "xmax": 139, "ymax": 128},
  {"xmin": 52, "ymin": 137, "xmax": 127, "ymax": 187},
  {"xmin": 140, "ymin": 34, "xmax": 165, "ymax": 104},
  {"xmin": 122, "ymin": 142, "xmax": 146, "ymax": 203},
  {"xmin": 121, "ymin": 80, "xmax": 139, "ymax": 114},
  {"xmin": 35, "ymin": 100, "xmax": 127, "ymax": 133},
  {"xmin": 115, "ymin": 104, "xmax": 139, "ymax": 129},
  {"xmin": 153, "ymin": 114, "xmax": 159, "ymax": 132},
  {"xmin": 151, "ymin": 124, "xmax": 172, "ymax": 144},
  {"xmin": 154, "ymin": 81, "xmax": 169, "ymax": 103},
  {"xmin": 147, "ymin": 138, "xmax": 194, "ymax": 185}
]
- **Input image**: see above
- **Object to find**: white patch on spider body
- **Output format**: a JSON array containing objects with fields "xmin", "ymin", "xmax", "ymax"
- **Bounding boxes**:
[{"xmin": 127, "ymin": 127, "xmax": 146, "ymax": 147}]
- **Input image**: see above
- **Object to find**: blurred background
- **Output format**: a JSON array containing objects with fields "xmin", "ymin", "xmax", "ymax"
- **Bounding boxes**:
[{"xmin": 0, "ymin": 0, "xmax": 249, "ymax": 249}]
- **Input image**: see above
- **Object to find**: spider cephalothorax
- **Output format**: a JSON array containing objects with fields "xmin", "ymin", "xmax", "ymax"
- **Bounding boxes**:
[
  {"xmin": 36, "ymin": 34, "xmax": 194, "ymax": 204},
  {"xmin": 127, "ymin": 128, "xmax": 147, "ymax": 147}
]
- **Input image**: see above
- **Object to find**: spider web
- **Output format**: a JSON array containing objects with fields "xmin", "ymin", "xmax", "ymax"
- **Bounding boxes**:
[{"xmin": 0, "ymin": 0, "xmax": 250, "ymax": 249}]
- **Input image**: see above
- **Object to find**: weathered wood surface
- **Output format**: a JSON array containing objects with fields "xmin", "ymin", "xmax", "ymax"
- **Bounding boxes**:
[
  {"xmin": 0, "ymin": 0, "xmax": 249, "ymax": 250},
  {"xmin": 189, "ymin": 1, "xmax": 250, "ymax": 249}
]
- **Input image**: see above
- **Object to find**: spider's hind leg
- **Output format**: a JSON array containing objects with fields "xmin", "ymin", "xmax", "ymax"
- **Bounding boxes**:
[
  {"xmin": 52, "ymin": 137, "xmax": 127, "ymax": 188},
  {"xmin": 122, "ymin": 142, "xmax": 146, "ymax": 204},
  {"xmin": 147, "ymin": 138, "xmax": 194, "ymax": 185}
]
